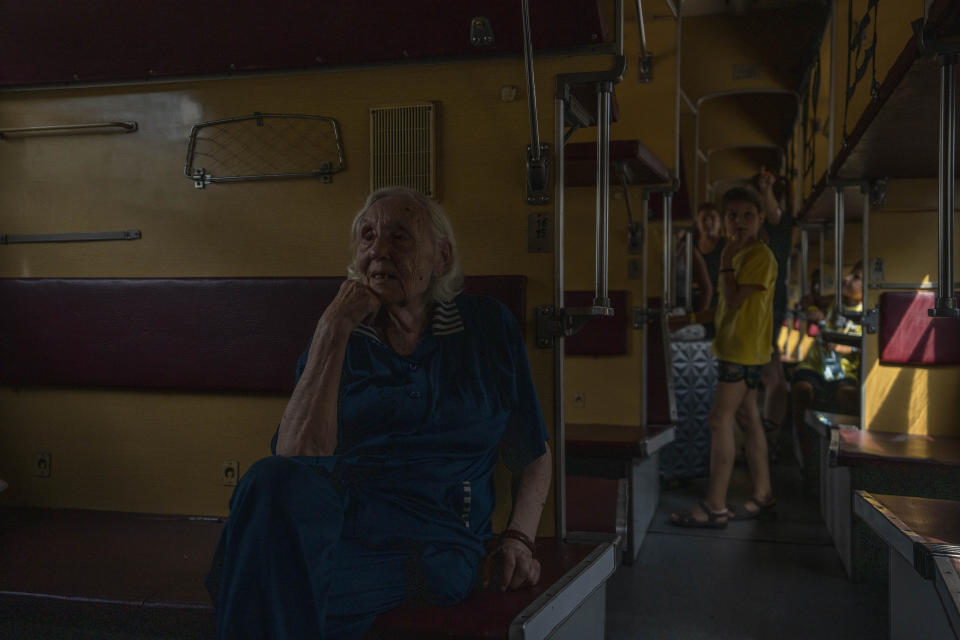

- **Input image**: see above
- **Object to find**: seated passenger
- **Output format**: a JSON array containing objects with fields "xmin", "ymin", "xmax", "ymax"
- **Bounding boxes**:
[
  {"xmin": 670, "ymin": 186, "xmax": 778, "ymax": 528},
  {"xmin": 793, "ymin": 260, "xmax": 863, "ymax": 488},
  {"xmin": 206, "ymin": 186, "xmax": 552, "ymax": 639}
]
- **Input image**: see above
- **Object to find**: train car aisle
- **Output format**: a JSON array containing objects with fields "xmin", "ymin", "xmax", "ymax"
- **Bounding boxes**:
[{"xmin": 606, "ymin": 450, "xmax": 886, "ymax": 639}]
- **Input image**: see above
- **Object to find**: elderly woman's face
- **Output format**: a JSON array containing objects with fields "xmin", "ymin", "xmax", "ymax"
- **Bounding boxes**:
[{"xmin": 355, "ymin": 196, "xmax": 449, "ymax": 306}]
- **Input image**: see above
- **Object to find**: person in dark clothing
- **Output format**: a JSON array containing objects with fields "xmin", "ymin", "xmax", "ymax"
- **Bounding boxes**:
[{"xmin": 206, "ymin": 187, "xmax": 552, "ymax": 639}]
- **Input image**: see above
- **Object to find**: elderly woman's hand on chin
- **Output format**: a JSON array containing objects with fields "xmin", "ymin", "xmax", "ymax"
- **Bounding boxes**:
[{"xmin": 320, "ymin": 279, "xmax": 382, "ymax": 335}]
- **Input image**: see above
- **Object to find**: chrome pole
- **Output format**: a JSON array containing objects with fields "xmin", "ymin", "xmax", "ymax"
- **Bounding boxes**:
[
  {"xmin": 521, "ymin": 0, "xmax": 541, "ymax": 162},
  {"xmin": 684, "ymin": 229, "xmax": 694, "ymax": 312},
  {"xmin": 595, "ymin": 83, "xmax": 612, "ymax": 307},
  {"xmin": 641, "ymin": 194, "xmax": 649, "ymax": 428},
  {"xmin": 800, "ymin": 227, "xmax": 810, "ymax": 298},
  {"xmin": 860, "ymin": 187, "xmax": 870, "ymax": 420},
  {"xmin": 662, "ymin": 193, "xmax": 674, "ymax": 310},
  {"xmin": 553, "ymin": 96, "xmax": 566, "ymax": 539},
  {"xmin": 819, "ymin": 228, "xmax": 826, "ymax": 295},
  {"xmin": 835, "ymin": 188, "xmax": 845, "ymax": 314},
  {"xmin": 932, "ymin": 53, "xmax": 959, "ymax": 317}
]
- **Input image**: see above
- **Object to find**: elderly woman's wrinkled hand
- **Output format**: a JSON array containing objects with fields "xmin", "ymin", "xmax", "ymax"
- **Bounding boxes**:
[
  {"xmin": 482, "ymin": 538, "xmax": 541, "ymax": 592},
  {"xmin": 321, "ymin": 280, "xmax": 381, "ymax": 333}
]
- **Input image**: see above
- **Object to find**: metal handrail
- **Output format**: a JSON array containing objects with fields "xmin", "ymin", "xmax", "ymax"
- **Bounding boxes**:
[
  {"xmin": 634, "ymin": 0, "xmax": 649, "ymax": 61},
  {"xmin": 0, "ymin": 121, "xmax": 137, "ymax": 138}
]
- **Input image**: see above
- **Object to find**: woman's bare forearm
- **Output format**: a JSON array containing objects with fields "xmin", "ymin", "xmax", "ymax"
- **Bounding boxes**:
[
  {"xmin": 275, "ymin": 320, "xmax": 351, "ymax": 456},
  {"xmin": 506, "ymin": 444, "xmax": 552, "ymax": 540}
]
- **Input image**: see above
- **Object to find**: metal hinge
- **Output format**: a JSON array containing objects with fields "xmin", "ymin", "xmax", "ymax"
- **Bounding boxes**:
[{"xmin": 192, "ymin": 168, "xmax": 212, "ymax": 189}]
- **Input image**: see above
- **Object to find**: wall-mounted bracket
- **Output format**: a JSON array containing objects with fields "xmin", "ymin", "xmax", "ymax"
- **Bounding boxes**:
[
  {"xmin": 632, "ymin": 307, "xmax": 660, "ymax": 329},
  {"xmin": 526, "ymin": 143, "xmax": 551, "ymax": 205},
  {"xmin": 863, "ymin": 306, "xmax": 879, "ymax": 334},
  {"xmin": 638, "ymin": 54, "xmax": 653, "ymax": 83},
  {"xmin": 627, "ymin": 221, "xmax": 643, "ymax": 254},
  {"xmin": 535, "ymin": 304, "xmax": 614, "ymax": 348},
  {"xmin": 469, "ymin": 17, "xmax": 495, "ymax": 46},
  {"xmin": 870, "ymin": 177, "xmax": 888, "ymax": 206}
]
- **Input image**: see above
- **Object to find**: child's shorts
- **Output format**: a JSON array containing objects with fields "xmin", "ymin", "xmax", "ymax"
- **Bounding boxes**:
[{"xmin": 717, "ymin": 360, "xmax": 764, "ymax": 389}]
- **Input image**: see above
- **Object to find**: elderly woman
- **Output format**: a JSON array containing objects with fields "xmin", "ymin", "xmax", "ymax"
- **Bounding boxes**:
[{"xmin": 206, "ymin": 186, "xmax": 552, "ymax": 639}]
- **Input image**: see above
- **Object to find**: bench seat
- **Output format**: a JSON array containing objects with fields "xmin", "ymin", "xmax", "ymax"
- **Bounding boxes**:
[
  {"xmin": 804, "ymin": 412, "xmax": 960, "ymax": 582},
  {"xmin": 369, "ymin": 538, "xmax": 616, "ymax": 639},
  {"xmin": 0, "ymin": 507, "xmax": 616, "ymax": 640},
  {"xmin": 854, "ymin": 492, "xmax": 960, "ymax": 639},
  {"xmin": 566, "ymin": 423, "xmax": 675, "ymax": 564}
]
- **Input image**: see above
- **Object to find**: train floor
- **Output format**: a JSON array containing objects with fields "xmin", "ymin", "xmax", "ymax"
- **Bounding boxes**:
[{"xmin": 606, "ymin": 451, "xmax": 887, "ymax": 639}]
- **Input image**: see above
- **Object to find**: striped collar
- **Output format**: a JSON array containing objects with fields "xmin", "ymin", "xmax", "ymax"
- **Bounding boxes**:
[{"xmin": 353, "ymin": 299, "xmax": 464, "ymax": 344}]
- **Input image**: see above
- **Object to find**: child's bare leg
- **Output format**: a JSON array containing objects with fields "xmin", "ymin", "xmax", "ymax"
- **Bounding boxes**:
[
  {"xmin": 739, "ymin": 387, "xmax": 774, "ymax": 505},
  {"xmin": 704, "ymin": 380, "xmax": 750, "ymax": 512}
]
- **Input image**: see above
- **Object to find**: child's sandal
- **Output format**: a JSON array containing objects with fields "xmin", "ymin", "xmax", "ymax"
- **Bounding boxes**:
[{"xmin": 669, "ymin": 501, "xmax": 729, "ymax": 529}]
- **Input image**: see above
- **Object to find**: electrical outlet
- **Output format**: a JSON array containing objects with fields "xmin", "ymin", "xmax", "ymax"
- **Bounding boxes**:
[
  {"xmin": 222, "ymin": 460, "xmax": 239, "ymax": 486},
  {"xmin": 35, "ymin": 452, "xmax": 51, "ymax": 477},
  {"xmin": 573, "ymin": 393, "xmax": 586, "ymax": 408}
]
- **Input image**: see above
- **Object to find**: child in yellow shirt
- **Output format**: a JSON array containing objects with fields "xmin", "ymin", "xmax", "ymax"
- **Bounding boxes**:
[{"xmin": 671, "ymin": 186, "xmax": 778, "ymax": 527}]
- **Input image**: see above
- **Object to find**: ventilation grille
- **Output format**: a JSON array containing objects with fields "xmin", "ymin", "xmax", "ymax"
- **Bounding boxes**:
[{"xmin": 370, "ymin": 103, "xmax": 437, "ymax": 198}]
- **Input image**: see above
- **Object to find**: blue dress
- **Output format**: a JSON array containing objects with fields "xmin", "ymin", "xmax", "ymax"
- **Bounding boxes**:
[{"xmin": 207, "ymin": 294, "xmax": 549, "ymax": 639}]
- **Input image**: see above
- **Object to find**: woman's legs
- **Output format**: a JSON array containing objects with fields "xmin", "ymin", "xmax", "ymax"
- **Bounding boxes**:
[{"xmin": 209, "ymin": 456, "xmax": 413, "ymax": 640}]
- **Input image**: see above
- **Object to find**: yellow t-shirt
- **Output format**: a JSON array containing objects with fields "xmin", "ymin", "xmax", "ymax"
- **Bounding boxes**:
[{"xmin": 712, "ymin": 241, "xmax": 778, "ymax": 365}]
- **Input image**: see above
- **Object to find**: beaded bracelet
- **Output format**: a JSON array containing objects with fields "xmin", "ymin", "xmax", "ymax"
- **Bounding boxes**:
[{"xmin": 500, "ymin": 528, "xmax": 536, "ymax": 554}]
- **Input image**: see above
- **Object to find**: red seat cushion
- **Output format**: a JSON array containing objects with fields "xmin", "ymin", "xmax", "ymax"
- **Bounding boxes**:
[{"xmin": 879, "ymin": 291, "xmax": 960, "ymax": 365}]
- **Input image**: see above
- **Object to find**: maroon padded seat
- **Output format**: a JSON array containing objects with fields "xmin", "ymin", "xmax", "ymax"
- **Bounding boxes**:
[
  {"xmin": 566, "ymin": 423, "xmax": 672, "ymax": 459},
  {"xmin": 563, "ymin": 289, "xmax": 629, "ymax": 356},
  {"xmin": 837, "ymin": 429, "xmax": 960, "ymax": 468},
  {"xmin": 645, "ymin": 305, "xmax": 674, "ymax": 426},
  {"xmin": 878, "ymin": 291, "xmax": 960, "ymax": 365},
  {"xmin": 0, "ymin": 275, "xmax": 526, "ymax": 393},
  {"xmin": 867, "ymin": 494, "xmax": 960, "ymax": 546},
  {"xmin": 367, "ymin": 538, "xmax": 595, "ymax": 639},
  {"xmin": 0, "ymin": 507, "xmax": 220, "ymax": 609},
  {"xmin": 565, "ymin": 476, "xmax": 619, "ymax": 533}
]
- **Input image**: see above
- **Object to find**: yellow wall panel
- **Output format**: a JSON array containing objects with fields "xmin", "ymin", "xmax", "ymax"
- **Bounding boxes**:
[{"xmin": 863, "ymin": 180, "xmax": 960, "ymax": 436}]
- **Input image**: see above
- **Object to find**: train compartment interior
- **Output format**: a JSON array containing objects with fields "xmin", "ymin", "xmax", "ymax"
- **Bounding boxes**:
[{"xmin": 2, "ymin": 1, "xmax": 960, "ymax": 638}]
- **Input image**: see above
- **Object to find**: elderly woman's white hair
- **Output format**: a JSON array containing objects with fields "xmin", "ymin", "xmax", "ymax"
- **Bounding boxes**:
[{"xmin": 346, "ymin": 186, "xmax": 465, "ymax": 303}]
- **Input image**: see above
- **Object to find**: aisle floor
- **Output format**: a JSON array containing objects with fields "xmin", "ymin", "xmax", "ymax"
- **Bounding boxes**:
[{"xmin": 605, "ymin": 457, "xmax": 887, "ymax": 639}]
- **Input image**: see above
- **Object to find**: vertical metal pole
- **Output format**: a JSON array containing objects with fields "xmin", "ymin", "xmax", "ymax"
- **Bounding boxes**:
[
  {"xmin": 684, "ymin": 229, "xmax": 694, "ymax": 312},
  {"xmin": 595, "ymin": 84, "xmax": 612, "ymax": 307},
  {"xmin": 641, "ymin": 195, "xmax": 650, "ymax": 428},
  {"xmin": 616, "ymin": 0, "xmax": 624, "ymax": 56},
  {"xmin": 819, "ymin": 228, "xmax": 825, "ymax": 295},
  {"xmin": 521, "ymin": 0, "xmax": 541, "ymax": 162},
  {"xmin": 693, "ymin": 116, "xmax": 700, "ymax": 205},
  {"xmin": 662, "ymin": 193, "xmax": 674, "ymax": 310},
  {"xmin": 835, "ymin": 188, "xmax": 845, "ymax": 314},
  {"xmin": 932, "ymin": 54, "xmax": 959, "ymax": 316},
  {"xmin": 860, "ymin": 187, "xmax": 870, "ymax": 424},
  {"xmin": 674, "ymin": 6, "xmax": 682, "ymax": 181},
  {"xmin": 827, "ymin": 3, "xmax": 837, "ymax": 163},
  {"xmin": 800, "ymin": 227, "xmax": 810, "ymax": 298},
  {"xmin": 553, "ymin": 96, "xmax": 566, "ymax": 539}
]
